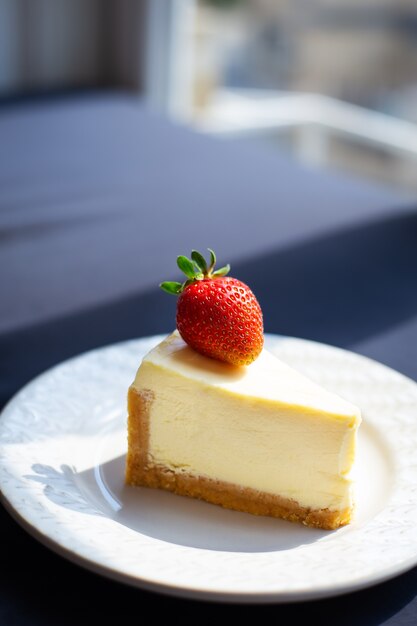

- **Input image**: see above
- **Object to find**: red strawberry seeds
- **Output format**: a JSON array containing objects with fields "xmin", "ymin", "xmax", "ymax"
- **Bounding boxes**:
[{"xmin": 160, "ymin": 249, "xmax": 264, "ymax": 366}]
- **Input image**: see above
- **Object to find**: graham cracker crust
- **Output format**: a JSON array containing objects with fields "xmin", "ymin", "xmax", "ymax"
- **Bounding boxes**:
[{"xmin": 125, "ymin": 386, "xmax": 351, "ymax": 530}]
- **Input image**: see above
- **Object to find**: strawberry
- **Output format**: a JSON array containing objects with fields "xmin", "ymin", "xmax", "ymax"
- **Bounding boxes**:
[{"xmin": 160, "ymin": 249, "xmax": 264, "ymax": 366}]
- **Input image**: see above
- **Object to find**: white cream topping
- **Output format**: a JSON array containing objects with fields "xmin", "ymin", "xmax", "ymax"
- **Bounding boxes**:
[{"xmin": 133, "ymin": 332, "xmax": 361, "ymax": 512}]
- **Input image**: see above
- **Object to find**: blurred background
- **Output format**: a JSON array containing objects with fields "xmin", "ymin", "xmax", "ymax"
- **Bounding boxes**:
[{"xmin": 1, "ymin": 0, "xmax": 417, "ymax": 194}]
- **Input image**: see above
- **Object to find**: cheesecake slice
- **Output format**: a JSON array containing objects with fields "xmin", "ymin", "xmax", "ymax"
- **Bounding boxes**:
[{"xmin": 126, "ymin": 331, "xmax": 361, "ymax": 529}]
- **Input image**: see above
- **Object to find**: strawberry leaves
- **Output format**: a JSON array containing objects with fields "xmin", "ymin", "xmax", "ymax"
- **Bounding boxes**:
[
  {"xmin": 177, "ymin": 255, "xmax": 198, "ymax": 279},
  {"xmin": 160, "ymin": 248, "xmax": 230, "ymax": 295},
  {"xmin": 191, "ymin": 250, "xmax": 207, "ymax": 274},
  {"xmin": 212, "ymin": 264, "xmax": 230, "ymax": 278},
  {"xmin": 208, "ymin": 248, "xmax": 216, "ymax": 273},
  {"xmin": 160, "ymin": 281, "xmax": 183, "ymax": 295}
]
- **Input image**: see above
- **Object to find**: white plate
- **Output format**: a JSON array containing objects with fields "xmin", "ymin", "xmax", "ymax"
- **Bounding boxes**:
[{"xmin": 1, "ymin": 334, "xmax": 417, "ymax": 603}]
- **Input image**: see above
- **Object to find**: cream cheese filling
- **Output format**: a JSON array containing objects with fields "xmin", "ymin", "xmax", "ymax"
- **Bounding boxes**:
[{"xmin": 133, "ymin": 335, "xmax": 361, "ymax": 513}]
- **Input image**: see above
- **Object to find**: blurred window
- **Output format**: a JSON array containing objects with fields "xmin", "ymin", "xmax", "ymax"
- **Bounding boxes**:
[
  {"xmin": 155, "ymin": 0, "xmax": 417, "ymax": 194},
  {"xmin": 192, "ymin": 0, "xmax": 417, "ymax": 123}
]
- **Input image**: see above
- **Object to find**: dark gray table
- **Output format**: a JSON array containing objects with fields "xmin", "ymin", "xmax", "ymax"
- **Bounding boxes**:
[{"xmin": 1, "ymin": 93, "xmax": 416, "ymax": 625}]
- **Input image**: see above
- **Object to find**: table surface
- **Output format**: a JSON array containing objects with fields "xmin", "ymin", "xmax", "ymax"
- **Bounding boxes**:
[{"xmin": 1, "ymin": 93, "xmax": 416, "ymax": 625}]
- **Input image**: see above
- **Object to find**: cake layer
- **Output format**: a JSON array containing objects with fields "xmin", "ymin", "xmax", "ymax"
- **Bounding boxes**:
[
  {"xmin": 126, "ymin": 387, "xmax": 351, "ymax": 530},
  {"xmin": 127, "ymin": 333, "xmax": 361, "ymax": 521}
]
